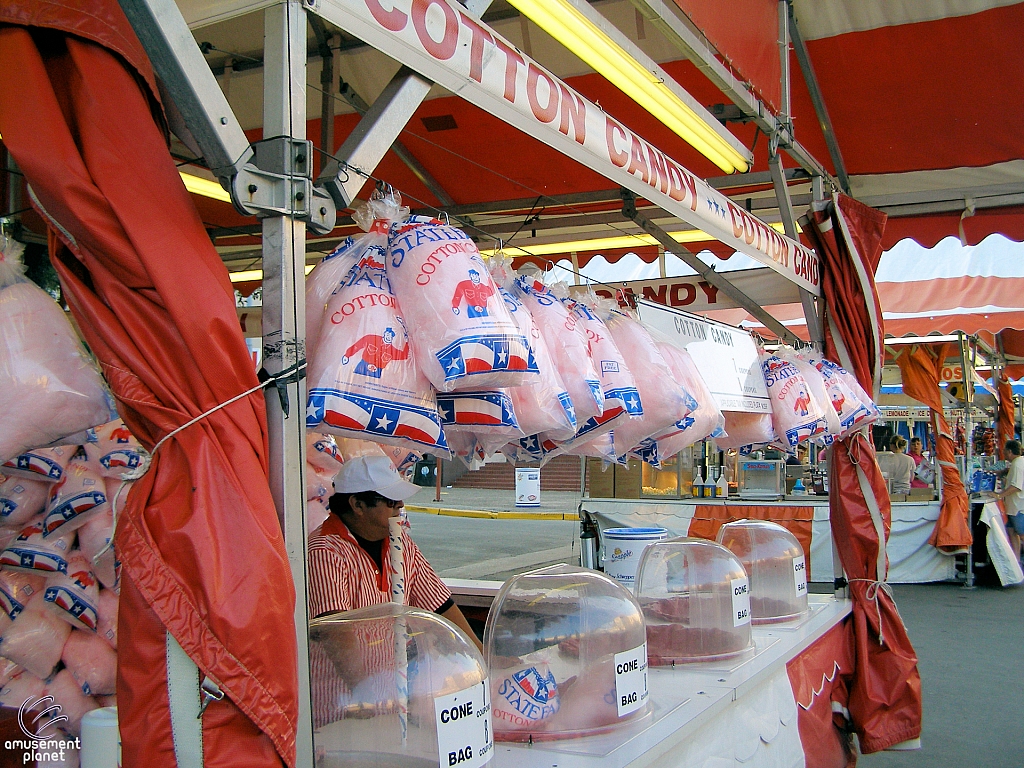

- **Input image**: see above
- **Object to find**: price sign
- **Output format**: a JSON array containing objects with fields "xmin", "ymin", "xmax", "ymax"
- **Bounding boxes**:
[
  {"xmin": 731, "ymin": 576, "xmax": 751, "ymax": 626},
  {"xmin": 793, "ymin": 556, "xmax": 807, "ymax": 598},
  {"xmin": 434, "ymin": 681, "xmax": 493, "ymax": 768},
  {"xmin": 614, "ymin": 644, "xmax": 649, "ymax": 717}
]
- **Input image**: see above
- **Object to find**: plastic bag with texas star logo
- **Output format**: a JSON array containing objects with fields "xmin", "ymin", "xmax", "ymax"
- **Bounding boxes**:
[
  {"xmin": 758, "ymin": 349, "xmax": 829, "ymax": 448},
  {"xmin": 306, "ymin": 193, "xmax": 449, "ymax": 458},
  {"xmin": 387, "ymin": 216, "xmax": 538, "ymax": 392}
]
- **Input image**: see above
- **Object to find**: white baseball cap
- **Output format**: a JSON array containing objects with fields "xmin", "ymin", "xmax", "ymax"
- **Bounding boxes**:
[{"xmin": 332, "ymin": 455, "xmax": 420, "ymax": 501}]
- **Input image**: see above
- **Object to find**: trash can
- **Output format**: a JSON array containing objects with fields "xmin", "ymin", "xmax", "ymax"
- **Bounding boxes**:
[{"xmin": 412, "ymin": 456, "xmax": 437, "ymax": 487}]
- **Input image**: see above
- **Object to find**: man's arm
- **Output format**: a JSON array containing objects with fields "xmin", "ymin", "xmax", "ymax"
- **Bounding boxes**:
[{"xmin": 441, "ymin": 603, "xmax": 483, "ymax": 653}]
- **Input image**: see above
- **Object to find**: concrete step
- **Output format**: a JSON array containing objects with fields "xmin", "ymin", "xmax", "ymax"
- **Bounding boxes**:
[{"xmin": 452, "ymin": 455, "xmax": 585, "ymax": 491}]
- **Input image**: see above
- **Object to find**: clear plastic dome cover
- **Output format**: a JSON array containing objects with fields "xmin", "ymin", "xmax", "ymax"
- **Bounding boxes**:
[
  {"xmin": 634, "ymin": 538, "xmax": 754, "ymax": 665},
  {"xmin": 311, "ymin": 603, "xmax": 492, "ymax": 768},
  {"xmin": 716, "ymin": 520, "xmax": 808, "ymax": 624},
  {"xmin": 483, "ymin": 564, "xmax": 650, "ymax": 742}
]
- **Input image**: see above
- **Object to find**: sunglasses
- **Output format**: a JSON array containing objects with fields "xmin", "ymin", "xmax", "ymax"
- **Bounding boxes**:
[{"xmin": 365, "ymin": 493, "xmax": 402, "ymax": 509}]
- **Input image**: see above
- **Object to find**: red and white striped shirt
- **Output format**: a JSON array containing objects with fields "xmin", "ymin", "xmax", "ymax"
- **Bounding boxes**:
[{"xmin": 308, "ymin": 514, "xmax": 451, "ymax": 618}]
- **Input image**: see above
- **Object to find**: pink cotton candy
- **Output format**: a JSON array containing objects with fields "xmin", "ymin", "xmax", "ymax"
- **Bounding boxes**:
[
  {"xmin": 800, "ymin": 351, "xmax": 879, "ymax": 436},
  {"xmin": 0, "ymin": 518, "xmax": 75, "ymax": 576},
  {"xmin": 43, "ymin": 552, "xmax": 100, "ymax": 632},
  {"xmin": 553, "ymin": 298, "xmax": 641, "ymax": 449},
  {"xmin": 62, "ymin": 628, "xmax": 117, "ymax": 696},
  {"xmin": 0, "ymin": 669, "xmax": 45, "ymax": 708},
  {"xmin": 306, "ymin": 238, "xmax": 449, "ymax": 457},
  {"xmin": 0, "ymin": 570, "xmax": 46, "ymax": 628},
  {"xmin": 1, "ymin": 445, "xmax": 74, "ymax": 484},
  {"xmin": 0, "ymin": 658, "xmax": 21, "ymax": 687},
  {"xmin": 498, "ymin": 287, "xmax": 576, "ymax": 440},
  {"xmin": 0, "ymin": 593, "xmax": 71, "ymax": 678},
  {"xmin": 42, "ymin": 669, "xmax": 99, "ymax": 736},
  {"xmin": 780, "ymin": 349, "xmax": 843, "ymax": 445},
  {"xmin": 0, "ymin": 280, "xmax": 115, "ymax": 465},
  {"xmin": 514, "ymin": 277, "xmax": 603, "ymax": 426},
  {"xmin": 388, "ymin": 217, "xmax": 537, "ymax": 392},
  {"xmin": 437, "ymin": 390, "xmax": 524, "ymax": 448},
  {"xmin": 44, "ymin": 459, "xmax": 109, "ymax": 538},
  {"xmin": 77, "ymin": 510, "xmax": 116, "ymax": 590},
  {"xmin": 96, "ymin": 589, "xmax": 118, "ymax": 650},
  {"xmin": 83, "ymin": 419, "xmax": 144, "ymax": 479},
  {"xmin": 307, "ymin": 433, "xmax": 345, "ymax": 474},
  {"xmin": 0, "ymin": 475, "xmax": 49, "ymax": 527},
  {"xmin": 306, "ymin": 496, "xmax": 330, "ymax": 534},
  {"xmin": 306, "ymin": 238, "xmax": 367, "ymax": 362},
  {"xmin": 645, "ymin": 343, "xmax": 724, "ymax": 461},
  {"xmin": 759, "ymin": 350, "xmax": 829, "ymax": 448},
  {"xmin": 716, "ymin": 411, "xmax": 777, "ymax": 450},
  {"xmin": 604, "ymin": 311, "xmax": 693, "ymax": 456}
]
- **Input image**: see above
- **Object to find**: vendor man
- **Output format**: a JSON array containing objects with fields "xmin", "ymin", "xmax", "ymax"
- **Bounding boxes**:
[
  {"xmin": 999, "ymin": 439, "xmax": 1024, "ymax": 562},
  {"xmin": 308, "ymin": 455, "xmax": 482, "ymax": 649}
]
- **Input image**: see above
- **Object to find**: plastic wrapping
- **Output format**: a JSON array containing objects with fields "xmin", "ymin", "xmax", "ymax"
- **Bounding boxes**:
[
  {"xmin": 641, "ymin": 342, "xmax": 724, "ymax": 463},
  {"xmin": 716, "ymin": 520, "xmax": 808, "ymax": 624},
  {"xmin": 604, "ymin": 310, "xmax": 693, "ymax": 457},
  {"xmin": 0, "ymin": 593, "xmax": 71, "ymax": 678},
  {"xmin": 0, "ymin": 518, "xmax": 75, "ymax": 575},
  {"xmin": 43, "ymin": 668, "xmax": 99, "ymax": 736},
  {"xmin": 62, "ymin": 627, "xmax": 117, "ymax": 695},
  {"xmin": 2, "ymin": 445, "xmax": 74, "ymax": 484},
  {"xmin": 0, "ymin": 668, "xmax": 45, "ymax": 708},
  {"xmin": 44, "ymin": 458, "xmax": 109, "ymax": 537},
  {"xmin": 759, "ymin": 350, "xmax": 829, "ymax": 448},
  {"xmin": 83, "ymin": 419, "xmax": 145, "ymax": 479},
  {"xmin": 96, "ymin": 589, "xmax": 118, "ymax": 650},
  {"xmin": 514, "ymin": 277, "xmax": 603, "ymax": 427},
  {"xmin": 0, "ymin": 474, "xmax": 50, "ymax": 527},
  {"xmin": 310, "ymin": 603, "xmax": 490, "ymax": 766},
  {"xmin": 800, "ymin": 351, "xmax": 879, "ymax": 435},
  {"xmin": 43, "ymin": 551, "xmax": 100, "ymax": 632},
  {"xmin": 779, "ymin": 348, "xmax": 842, "ymax": 444},
  {"xmin": 485, "ymin": 565, "xmax": 649, "ymax": 742},
  {"xmin": 715, "ymin": 411, "xmax": 777, "ymax": 451},
  {"xmin": 634, "ymin": 539, "xmax": 754, "ymax": 665},
  {"xmin": 0, "ymin": 569, "xmax": 46, "ymax": 631},
  {"xmin": 0, "ymin": 245, "xmax": 116, "ymax": 464},
  {"xmin": 307, "ymin": 219, "xmax": 449, "ymax": 458},
  {"xmin": 77, "ymin": 509, "xmax": 116, "ymax": 590},
  {"xmin": 557, "ymin": 298, "xmax": 642, "ymax": 449}
]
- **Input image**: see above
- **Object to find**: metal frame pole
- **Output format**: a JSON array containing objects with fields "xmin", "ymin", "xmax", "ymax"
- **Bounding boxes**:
[
  {"xmin": 262, "ymin": 2, "xmax": 315, "ymax": 764},
  {"xmin": 958, "ymin": 332, "xmax": 975, "ymax": 588}
]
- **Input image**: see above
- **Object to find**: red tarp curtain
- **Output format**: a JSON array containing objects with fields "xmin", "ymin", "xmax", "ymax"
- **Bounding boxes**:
[
  {"xmin": 895, "ymin": 345, "xmax": 972, "ymax": 553},
  {"xmin": 805, "ymin": 193, "xmax": 923, "ymax": 753},
  {"xmin": 997, "ymin": 375, "xmax": 1015, "ymax": 452},
  {"xmin": 0, "ymin": 8, "xmax": 298, "ymax": 767}
]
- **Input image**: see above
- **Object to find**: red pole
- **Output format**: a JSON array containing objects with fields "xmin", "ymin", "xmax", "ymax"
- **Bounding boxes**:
[{"xmin": 435, "ymin": 458, "xmax": 442, "ymax": 503}]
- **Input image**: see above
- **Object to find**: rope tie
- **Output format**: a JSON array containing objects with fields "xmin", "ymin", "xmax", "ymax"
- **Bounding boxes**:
[{"xmin": 848, "ymin": 578, "xmax": 907, "ymax": 647}]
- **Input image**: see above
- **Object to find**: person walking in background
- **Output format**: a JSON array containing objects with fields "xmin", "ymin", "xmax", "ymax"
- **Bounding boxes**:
[{"xmin": 998, "ymin": 440, "xmax": 1024, "ymax": 563}]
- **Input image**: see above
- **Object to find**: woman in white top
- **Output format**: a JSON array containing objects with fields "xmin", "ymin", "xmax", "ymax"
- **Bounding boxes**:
[{"xmin": 888, "ymin": 435, "xmax": 916, "ymax": 494}]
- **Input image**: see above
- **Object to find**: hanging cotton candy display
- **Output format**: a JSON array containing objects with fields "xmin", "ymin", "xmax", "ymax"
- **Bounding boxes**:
[{"xmin": 387, "ymin": 217, "xmax": 537, "ymax": 391}]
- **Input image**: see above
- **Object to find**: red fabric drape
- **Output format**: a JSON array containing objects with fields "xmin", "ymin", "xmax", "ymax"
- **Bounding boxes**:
[
  {"xmin": 806, "ymin": 192, "xmax": 922, "ymax": 753},
  {"xmin": 895, "ymin": 345, "xmax": 972, "ymax": 552},
  {"xmin": 0, "ymin": 16, "xmax": 297, "ymax": 768},
  {"xmin": 997, "ymin": 374, "xmax": 1015, "ymax": 451}
]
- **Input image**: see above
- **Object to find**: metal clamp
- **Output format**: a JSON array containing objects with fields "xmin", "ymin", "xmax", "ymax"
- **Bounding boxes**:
[{"xmin": 198, "ymin": 677, "xmax": 225, "ymax": 718}]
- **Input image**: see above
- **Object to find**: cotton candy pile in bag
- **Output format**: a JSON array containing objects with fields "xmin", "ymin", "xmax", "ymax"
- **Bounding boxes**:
[
  {"xmin": 778, "ymin": 348, "xmax": 842, "ymax": 444},
  {"xmin": 556, "ymin": 296, "xmax": 642, "ymax": 448},
  {"xmin": 0, "ymin": 475, "xmax": 49, "ymax": 528},
  {"xmin": 78, "ymin": 509, "xmax": 116, "ymax": 589},
  {"xmin": 514, "ymin": 276, "xmax": 604, "ymax": 426},
  {"xmin": 43, "ymin": 458, "xmax": 109, "ymax": 537},
  {"xmin": 306, "ymin": 214, "xmax": 449, "ymax": 459},
  {"xmin": 799, "ymin": 351, "xmax": 879, "ymax": 435},
  {"xmin": 307, "ymin": 193, "xmax": 409, "ymax": 360},
  {"xmin": 388, "ymin": 216, "xmax": 538, "ymax": 391},
  {"xmin": 43, "ymin": 668, "xmax": 99, "ymax": 735},
  {"xmin": 96, "ymin": 589, "xmax": 117, "ymax": 650},
  {"xmin": 62, "ymin": 628, "xmax": 117, "ymax": 696},
  {"xmin": 759, "ymin": 350, "xmax": 829, "ymax": 447},
  {"xmin": 0, "ymin": 243, "xmax": 116, "ymax": 464},
  {"xmin": 0, "ymin": 519, "xmax": 74, "ymax": 576},
  {"xmin": 638, "ymin": 342, "xmax": 724, "ymax": 465},
  {"xmin": 0, "ymin": 570, "xmax": 45, "ymax": 634},
  {"xmin": 43, "ymin": 552, "xmax": 100, "ymax": 632},
  {"xmin": 715, "ymin": 411, "xmax": 776, "ymax": 451},
  {"xmin": 2, "ymin": 445, "xmax": 73, "ymax": 484},
  {"xmin": 0, "ymin": 667, "xmax": 44, "ymax": 708},
  {"xmin": 603, "ymin": 308, "xmax": 693, "ymax": 457},
  {"xmin": 0, "ymin": 593, "xmax": 71, "ymax": 678},
  {"xmin": 438, "ymin": 389, "xmax": 524, "ymax": 459},
  {"xmin": 83, "ymin": 418, "xmax": 145, "ymax": 479}
]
